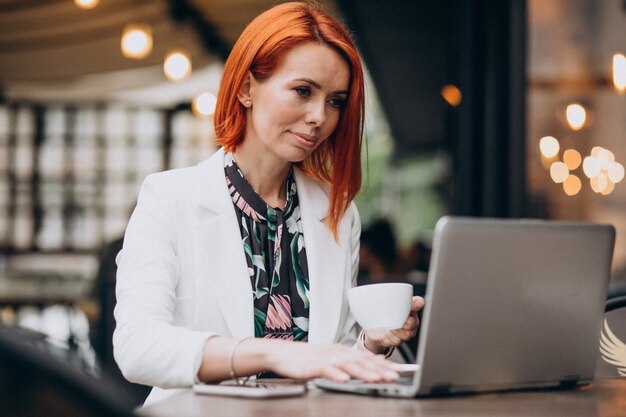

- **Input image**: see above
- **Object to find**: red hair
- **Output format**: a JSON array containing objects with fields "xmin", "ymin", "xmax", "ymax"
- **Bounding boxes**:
[{"xmin": 214, "ymin": 2, "xmax": 364, "ymax": 239}]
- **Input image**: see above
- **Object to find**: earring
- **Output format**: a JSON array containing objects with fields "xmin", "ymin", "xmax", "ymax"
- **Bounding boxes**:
[{"xmin": 244, "ymin": 99, "xmax": 251, "ymax": 107}]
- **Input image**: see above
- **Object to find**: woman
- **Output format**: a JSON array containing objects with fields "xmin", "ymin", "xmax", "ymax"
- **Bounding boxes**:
[{"xmin": 113, "ymin": 2, "xmax": 424, "ymax": 406}]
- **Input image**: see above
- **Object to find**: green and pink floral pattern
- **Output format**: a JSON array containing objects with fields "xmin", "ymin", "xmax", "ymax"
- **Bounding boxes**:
[{"xmin": 225, "ymin": 153, "xmax": 310, "ymax": 342}]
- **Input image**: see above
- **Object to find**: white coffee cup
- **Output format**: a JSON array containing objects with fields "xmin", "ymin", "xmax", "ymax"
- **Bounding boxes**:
[{"xmin": 348, "ymin": 283, "xmax": 413, "ymax": 331}]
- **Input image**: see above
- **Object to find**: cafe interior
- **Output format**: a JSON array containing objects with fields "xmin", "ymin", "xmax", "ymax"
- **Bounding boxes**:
[{"xmin": 1, "ymin": 0, "xmax": 626, "ymax": 416}]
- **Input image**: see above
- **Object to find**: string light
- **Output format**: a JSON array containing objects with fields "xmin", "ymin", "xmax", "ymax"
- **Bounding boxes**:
[
  {"xmin": 563, "ymin": 149, "xmax": 582, "ymax": 170},
  {"xmin": 582, "ymin": 147, "xmax": 622, "ymax": 195},
  {"xmin": 544, "ymin": 143, "xmax": 623, "ymax": 196},
  {"xmin": 590, "ymin": 174, "xmax": 608, "ymax": 194},
  {"xmin": 607, "ymin": 162, "xmax": 625, "ymax": 183},
  {"xmin": 121, "ymin": 24, "xmax": 153, "ymax": 59},
  {"xmin": 164, "ymin": 50, "xmax": 192, "ymax": 81},
  {"xmin": 74, "ymin": 0, "xmax": 99, "ymax": 9},
  {"xmin": 597, "ymin": 148, "xmax": 615, "ymax": 170},
  {"xmin": 563, "ymin": 175, "xmax": 582, "ymax": 196},
  {"xmin": 583, "ymin": 156, "xmax": 601, "ymax": 178},
  {"xmin": 541, "ymin": 53, "xmax": 626, "ymax": 196},
  {"xmin": 601, "ymin": 181, "xmax": 615, "ymax": 196},
  {"xmin": 192, "ymin": 92, "xmax": 217, "ymax": 118},
  {"xmin": 550, "ymin": 162, "xmax": 569, "ymax": 183},
  {"xmin": 539, "ymin": 136, "xmax": 559, "ymax": 158},
  {"xmin": 613, "ymin": 53, "xmax": 626, "ymax": 94},
  {"xmin": 565, "ymin": 103, "xmax": 587, "ymax": 130},
  {"xmin": 440, "ymin": 84, "xmax": 462, "ymax": 107}
]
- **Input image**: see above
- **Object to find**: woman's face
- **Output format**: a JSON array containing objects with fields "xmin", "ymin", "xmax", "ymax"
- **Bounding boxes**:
[{"xmin": 243, "ymin": 42, "xmax": 351, "ymax": 163}]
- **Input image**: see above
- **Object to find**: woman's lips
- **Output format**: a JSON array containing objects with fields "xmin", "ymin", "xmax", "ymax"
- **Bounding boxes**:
[{"xmin": 291, "ymin": 131, "xmax": 319, "ymax": 149}]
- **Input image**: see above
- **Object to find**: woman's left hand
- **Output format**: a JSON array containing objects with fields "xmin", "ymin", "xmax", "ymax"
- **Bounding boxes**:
[{"xmin": 364, "ymin": 296, "xmax": 425, "ymax": 354}]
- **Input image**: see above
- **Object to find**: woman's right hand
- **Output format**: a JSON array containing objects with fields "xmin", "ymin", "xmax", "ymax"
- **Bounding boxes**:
[
  {"xmin": 263, "ymin": 340, "xmax": 400, "ymax": 382},
  {"xmin": 198, "ymin": 336, "xmax": 399, "ymax": 383}
]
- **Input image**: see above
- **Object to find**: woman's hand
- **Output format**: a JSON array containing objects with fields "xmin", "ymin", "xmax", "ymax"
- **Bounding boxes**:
[
  {"xmin": 364, "ymin": 296, "xmax": 425, "ymax": 354},
  {"xmin": 264, "ymin": 341, "xmax": 399, "ymax": 382}
]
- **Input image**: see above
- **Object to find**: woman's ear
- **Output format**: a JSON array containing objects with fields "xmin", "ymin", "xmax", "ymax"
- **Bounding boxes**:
[{"xmin": 237, "ymin": 71, "xmax": 253, "ymax": 107}]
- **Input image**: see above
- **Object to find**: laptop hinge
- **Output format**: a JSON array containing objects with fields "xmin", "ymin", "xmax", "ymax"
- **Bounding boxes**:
[
  {"xmin": 429, "ymin": 384, "xmax": 452, "ymax": 395},
  {"xmin": 559, "ymin": 376, "xmax": 580, "ymax": 388}
]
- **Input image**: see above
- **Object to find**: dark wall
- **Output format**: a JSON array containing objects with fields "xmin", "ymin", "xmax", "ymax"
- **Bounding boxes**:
[
  {"xmin": 337, "ymin": 0, "xmax": 453, "ymax": 154},
  {"xmin": 337, "ymin": 0, "xmax": 527, "ymax": 218}
]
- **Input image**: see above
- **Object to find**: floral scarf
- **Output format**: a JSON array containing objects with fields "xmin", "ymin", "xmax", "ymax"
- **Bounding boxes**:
[{"xmin": 224, "ymin": 152, "xmax": 310, "ymax": 342}]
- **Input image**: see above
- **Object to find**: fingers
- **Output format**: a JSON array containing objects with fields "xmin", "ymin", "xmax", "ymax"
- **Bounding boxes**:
[
  {"xmin": 323, "ymin": 358, "xmax": 351, "ymax": 382},
  {"xmin": 411, "ymin": 296, "xmax": 425, "ymax": 313},
  {"xmin": 401, "ymin": 314, "xmax": 418, "ymax": 331},
  {"xmin": 390, "ymin": 327, "xmax": 417, "ymax": 342},
  {"xmin": 322, "ymin": 349, "xmax": 399, "ymax": 383},
  {"xmin": 385, "ymin": 330, "xmax": 405, "ymax": 346},
  {"xmin": 367, "ymin": 328, "xmax": 404, "ymax": 348},
  {"xmin": 366, "ymin": 314, "xmax": 418, "ymax": 349},
  {"xmin": 269, "ymin": 341, "xmax": 400, "ymax": 382}
]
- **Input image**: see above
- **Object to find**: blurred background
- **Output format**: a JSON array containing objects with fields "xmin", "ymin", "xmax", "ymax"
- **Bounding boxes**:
[{"xmin": 0, "ymin": 0, "xmax": 625, "ymax": 412}]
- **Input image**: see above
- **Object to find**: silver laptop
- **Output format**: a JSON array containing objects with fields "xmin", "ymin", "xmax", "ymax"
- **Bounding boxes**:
[{"xmin": 315, "ymin": 216, "xmax": 615, "ymax": 397}]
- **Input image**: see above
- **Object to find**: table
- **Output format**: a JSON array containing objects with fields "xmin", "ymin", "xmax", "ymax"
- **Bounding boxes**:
[{"xmin": 140, "ymin": 378, "xmax": 626, "ymax": 417}]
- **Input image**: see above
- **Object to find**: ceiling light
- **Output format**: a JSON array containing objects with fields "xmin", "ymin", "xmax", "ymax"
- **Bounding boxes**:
[
  {"xmin": 121, "ymin": 24, "xmax": 153, "ymax": 59},
  {"xmin": 164, "ymin": 51, "xmax": 192, "ymax": 81},
  {"xmin": 75, "ymin": 0, "xmax": 99, "ymax": 9}
]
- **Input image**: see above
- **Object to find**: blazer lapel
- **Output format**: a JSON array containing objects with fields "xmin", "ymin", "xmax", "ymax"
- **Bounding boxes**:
[
  {"xmin": 295, "ymin": 169, "xmax": 350, "ymax": 344},
  {"xmin": 194, "ymin": 149, "xmax": 254, "ymax": 339}
]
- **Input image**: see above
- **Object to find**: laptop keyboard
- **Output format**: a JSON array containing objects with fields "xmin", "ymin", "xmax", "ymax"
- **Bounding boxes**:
[{"xmin": 345, "ymin": 374, "xmax": 414, "ymax": 387}]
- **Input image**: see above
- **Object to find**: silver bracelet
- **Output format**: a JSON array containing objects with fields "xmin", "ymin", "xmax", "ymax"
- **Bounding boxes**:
[
  {"xmin": 359, "ymin": 329, "xmax": 395, "ymax": 358},
  {"xmin": 228, "ymin": 337, "xmax": 252, "ymax": 385}
]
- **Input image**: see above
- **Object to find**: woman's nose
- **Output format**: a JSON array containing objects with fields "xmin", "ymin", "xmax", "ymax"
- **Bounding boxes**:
[{"xmin": 305, "ymin": 100, "xmax": 326, "ymax": 126}]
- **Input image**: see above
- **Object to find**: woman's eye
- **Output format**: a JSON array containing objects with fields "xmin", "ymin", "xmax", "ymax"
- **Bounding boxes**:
[
  {"xmin": 294, "ymin": 87, "xmax": 311, "ymax": 97},
  {"xmin": 328, "ymin": 97, "xmax": 346, "ymax": 109}
]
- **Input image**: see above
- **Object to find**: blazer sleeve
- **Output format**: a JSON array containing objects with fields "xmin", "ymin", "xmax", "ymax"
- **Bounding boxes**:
[
  {"xmin": 336, "ymin": 202, "xmax": 361, "ymax": 346},
  {"xmin": 113, "ymin": 173, "xmax": 215, "ymax": 388}
]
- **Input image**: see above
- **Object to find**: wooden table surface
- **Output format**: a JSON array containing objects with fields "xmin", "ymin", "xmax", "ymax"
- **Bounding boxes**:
[{"xmin": 140, "ymin": 378, "xmax": 626, "ymax": 417}]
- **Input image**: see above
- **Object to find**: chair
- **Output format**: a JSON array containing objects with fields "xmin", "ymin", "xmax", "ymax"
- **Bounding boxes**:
[
  {"xmin": 91, "ymin": 236, "xmax": 151, "ymax": 405},
  {"xmin": 0, "ymin": 324, "xmax": 136, "ymax": 417},
  {"xmin": 596, "ymin": 295, "xmax": 626, "ymax": 378}
]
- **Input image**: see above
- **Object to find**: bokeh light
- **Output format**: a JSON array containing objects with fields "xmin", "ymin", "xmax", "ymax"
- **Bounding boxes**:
[
  {"xmin": 192, "ymin": 92, "xmax": 218, "ymax": 118},
  {"xmin": 550, "ymin": 162, "xmax": 569, "ymax": 183},
  {"xmin": 539, "ymin": 136, "xmax": 559, "ymax": 158},
  {"xmin": 613, "ymin": 53, "xmax": 626, "ymax": 94},
  {"xmin": 563, "ymin": 175, "xmax": 582, "ymax": 196},
  {"xmin": 121, "ymin": 24, "xmax": 153, "ymax": 59},
  {"xmin": 565, "ymin": 103, "xmax": 586, "ymax": 130},
  {"xmin": 164, "ymin": 51, "xmax": 192, "ymax": 81},
  {"xmin": 607, "ymin": 162, "xmax": 625, "ymax": 183},
  {"xmin": 601, "ymin": 180, "xmax": 615, "ymax": 196},
  {"xmin": 563, "ymin": 149, "xmax": 582, "ymax": 170},
  {"xmin": 75, "ymin": 0, "xmax": 99, "ymax": 9},
  {"xmin": 441, "ymin": 84, "xmax": 462, "ymax": 107},
  {"xmin": 590, "ymin": 174, "xmax": 608, "ymax": 193}
]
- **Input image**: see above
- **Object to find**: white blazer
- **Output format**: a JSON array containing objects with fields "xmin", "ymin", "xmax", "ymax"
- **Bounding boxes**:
[{"xmin": 113, "ymin": 148, "xmax": 360, "ymax": 406}]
